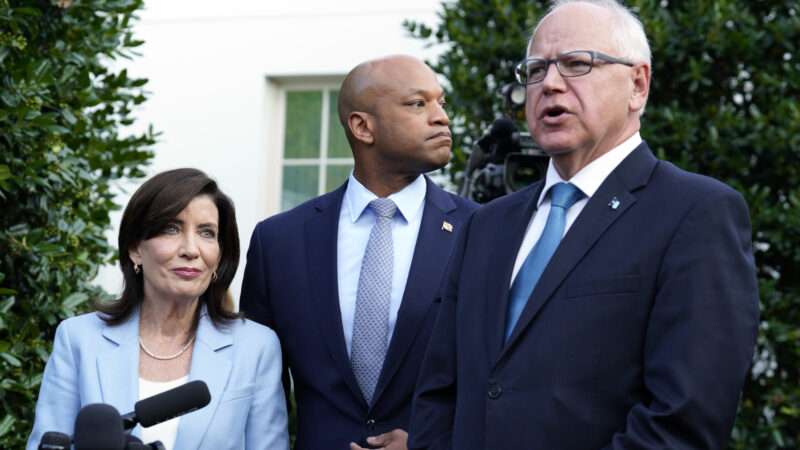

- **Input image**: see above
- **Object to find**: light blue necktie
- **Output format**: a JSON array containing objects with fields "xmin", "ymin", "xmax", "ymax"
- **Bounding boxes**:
[
  {"xmin": 351, "ymin": 198, "xmax": 397, "ymax": 405},
  {"xmin": 504, "ymin": 182, "xmax": 584, "ymax": 342}
]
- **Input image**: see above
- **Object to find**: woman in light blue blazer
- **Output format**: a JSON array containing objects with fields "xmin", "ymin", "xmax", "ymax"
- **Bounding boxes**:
[{"xmin": 27, "ymin": 168, "xmax": 289, "ymax": 450}]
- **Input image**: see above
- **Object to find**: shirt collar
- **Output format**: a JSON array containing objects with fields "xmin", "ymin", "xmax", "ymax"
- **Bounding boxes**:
[
  {"xmin": 537, "ymin": 132, "xmax": 642, "ymax": 206},
  {"xmin": 344, "ymin": 172, "xmax": 427, "ymax": 223}
]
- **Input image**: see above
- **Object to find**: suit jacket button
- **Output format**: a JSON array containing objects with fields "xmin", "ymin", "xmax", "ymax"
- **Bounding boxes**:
[
  {"xmin": 487, "ymin": 383, "xmax": 503, "ymax": 399},
  {"xmin": 366, "ymin": 418, "xmax": 376, "ymax": 430}
]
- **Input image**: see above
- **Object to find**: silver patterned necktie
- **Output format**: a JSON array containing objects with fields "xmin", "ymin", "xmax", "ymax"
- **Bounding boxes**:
[{"xmin": 351, "ymin": 198, "xmax": 397, "ymax": 405}]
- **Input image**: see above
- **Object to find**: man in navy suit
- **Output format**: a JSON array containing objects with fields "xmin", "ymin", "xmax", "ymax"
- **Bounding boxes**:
[
  {"xmin": 241, "ymin": 55, "xmax": 477, "ymax": 450},
  {"xmin": 409, "ymin": 1, "xmax": 759, "ymax": 449}
]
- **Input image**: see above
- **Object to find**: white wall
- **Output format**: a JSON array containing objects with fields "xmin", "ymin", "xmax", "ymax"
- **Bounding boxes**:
[{"xmin": 95, "ymin": 0, "xmax": 445, "ymax": 303}]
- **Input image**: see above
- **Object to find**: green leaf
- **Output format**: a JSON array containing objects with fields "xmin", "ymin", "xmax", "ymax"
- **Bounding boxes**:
[
  {"xmin": 34, "ymin": 243, "xmax": 65, "ymax": 255},
  {"xmin": 24, "ymin": 373, "xmax": 43, "ymax": 390},
  {"xmin": 33, "ymin": 59, "xmax": 50, "ymax": 79},
  {"xmin": 62, "ymin": 109, "xmax": 77, "ymax": 125},
  {"xmin": 62, "ymin": 292, "xmax": 89, "ymax": 309},
  {"xmin": 0, "ymin": 415, "xmax": 15, "ymax": 438},
  {"xmin": 0, "ymin": 165, "xmax": 9, "ymax": 181},
  {"xmin": 0, "ymin": 352, "xmax": 21, "ymax": 367},
  {"xmin": 13, "ymin": 7, "xmax": 42, "ymax": 17},
  {"xmin": 43, "ymin": 124, "xmax": 70, "ymax": 134},
  {"xmin": 0, "ymin": 92, "xmax": 16, "ymax": 107}
]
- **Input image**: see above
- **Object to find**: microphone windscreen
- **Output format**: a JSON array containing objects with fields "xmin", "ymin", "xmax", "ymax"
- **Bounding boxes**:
[
  {"xmin": 490, "ymin": 117, "xmax": 516, "ymax": 139},
  {"xmin": 38, "ymin": 431, "xmax": 71, "ymax": 450},
  {"xmin": 73, "ymin": 403, "xmax": 126, "ymax": 450},
  {"xmin": 135, "ymin": 380, "xmax": 211, "ymax": 427},
  {"xmin": 490, "ymin": 117, "xmax": 518, "ymax": 159},
  {"xmin": 124, "ymin": 434, "xmax": 149, "ymax": 450},
  {"xmin": 148, "ymin": 441, "xmax": 167, "ymax": 450}
]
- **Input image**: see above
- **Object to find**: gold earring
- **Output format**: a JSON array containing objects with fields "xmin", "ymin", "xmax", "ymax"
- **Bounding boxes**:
[{"xmin": 134, "ymin": 264, "xmax": 141, "ymax": 274}]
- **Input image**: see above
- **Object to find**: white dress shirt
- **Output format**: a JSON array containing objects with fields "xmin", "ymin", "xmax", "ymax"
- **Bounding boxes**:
[
  {"xmin": 337, "ymin": 174, "xmax": 427, "ymax": 356},
  {"xmin": 510, "ymin": 133, "xmax": 643, "ymax": 284},
  {"xmin": 139, "ymin": 375, "xmax": 188, "ymax": 450}
]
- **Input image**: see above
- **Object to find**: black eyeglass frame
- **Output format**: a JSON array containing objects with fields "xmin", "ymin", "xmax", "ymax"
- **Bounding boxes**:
[{"xmin": 514, "ymin": 50, "xmax": 635, "ymax": 85}]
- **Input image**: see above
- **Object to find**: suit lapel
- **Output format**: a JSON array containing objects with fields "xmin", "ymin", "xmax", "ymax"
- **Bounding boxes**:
[
  {"xmin": 486, "ymin": 183, "xmax": 543, "ymax": 364},
  {"xmin": 499, "ymin": 144, "xmax": 658, "ymax": 358},
  {"xmin": 174, "ymin": 311, "xmax": 233, "ymax": 450},
  {"xmin": 97, "ymin": 311, "xmax": 140, "ymax": 422},
  {"xmin": 304, "ymin": 184, "xmax": 367, "ymax": 407},
  {"xmin": 372, "ymin": 179, "xmax": 457, "ymax": 405}
]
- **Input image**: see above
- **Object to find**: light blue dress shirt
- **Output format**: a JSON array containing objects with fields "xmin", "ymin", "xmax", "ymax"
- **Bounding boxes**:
[{"xmin": 337, "ymin": 174, "xmax": 427, "ymax": 356}]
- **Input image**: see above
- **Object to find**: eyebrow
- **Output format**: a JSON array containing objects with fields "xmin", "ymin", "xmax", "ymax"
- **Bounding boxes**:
[
  {"xmin": 529, "ymin": 50, "xmax": 587, "ymax": 59},
  {"xmin": 170, "ymin": 219, "xmax": 218, "ymax": 228},
  {"xmin": 404, "ymin": 88, "xmax": 445, "ymax": 98}
]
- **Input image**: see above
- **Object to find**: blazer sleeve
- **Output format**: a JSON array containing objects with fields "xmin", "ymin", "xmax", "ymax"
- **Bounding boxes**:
[
  {"xmin": 26, "ymin": 320, "xmax": 81, "ymax": 450},
  {"xmin": 241, "ymin": 224, "xmax": 273, "ymax": 329},
  {"xmin": 245, "ymin": 328, "xmax": 289, "ymax": 450},
  {"xmin": 408, "ymin": 214, "xmax": 474, "ymax": 450},
  {"xmin": 604, "ymin": 188, "xmax": 759, "ymax": 449}
]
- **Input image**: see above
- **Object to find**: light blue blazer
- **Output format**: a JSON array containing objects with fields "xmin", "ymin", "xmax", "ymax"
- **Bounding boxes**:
[{"xmin": 26, "ymin": 308, "xmax": 289, "ymax": 450}]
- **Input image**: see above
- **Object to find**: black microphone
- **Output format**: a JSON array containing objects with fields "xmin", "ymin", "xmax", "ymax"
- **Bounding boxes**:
[
  {"xmin": 125, "ymin": 434, "xmax": 166, "ymax": 450},
  {"xmin": 486, "ymin": 117, "xmax": 517, "ymax": 162},
  {"xmin": 465, "ymin": 118, "xmax": 516, "ymax": 172},
  {"xmin": 475, "ymin": 117, "xmax": 516, "ymax": 152},
  {"xmin": 121, "ymin": 380, "xmax": 211, "ymax": 429},
  {"xmin": 73, "ymin": 403, "xmax": 126, "ymax": 450},
  {"xmin": 38, "ymin": 431, "xmax": 71, "ymax": 450}
]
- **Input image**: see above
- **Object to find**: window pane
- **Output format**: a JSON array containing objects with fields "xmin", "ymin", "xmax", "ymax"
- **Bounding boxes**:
[
  {"xmin": 327, "ymin": 90, "xmax": 352, "ymax": 158},
  {"xmin": 325, "ymin": 164, "xmax": 353, "ymax": 192},
  {"xmin": 282, "ymin": 165, "xmax": 319, "ymax": 211},
  {"xmin": 284, "ymin": 91, "xmax": 321, "ymax": 159}
]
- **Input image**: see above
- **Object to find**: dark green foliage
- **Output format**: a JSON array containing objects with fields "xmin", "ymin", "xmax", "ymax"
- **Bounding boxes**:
[
  {"xmin": 407, "ymin": 0, "xmax": 799, "ymax": 448},
  {"xmin": 0, "ymin": 0, "xmax": 154, "ymax": 446}
]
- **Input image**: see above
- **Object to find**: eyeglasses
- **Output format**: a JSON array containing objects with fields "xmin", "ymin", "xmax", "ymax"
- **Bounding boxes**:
[{"xmin": 514, "ymin": 50, "xmax": 634, "ymax": 85}]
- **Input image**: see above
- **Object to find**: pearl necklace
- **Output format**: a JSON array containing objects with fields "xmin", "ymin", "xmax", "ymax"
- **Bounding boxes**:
[{"xmin": 138, "ymin": 335, "xmax": 195, "ymax": 361}]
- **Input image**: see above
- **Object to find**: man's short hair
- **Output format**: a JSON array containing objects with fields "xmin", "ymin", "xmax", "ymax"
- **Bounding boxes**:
[{"xmin": 529, "ymin": 0, "xmax": 652, "ymax": 67}]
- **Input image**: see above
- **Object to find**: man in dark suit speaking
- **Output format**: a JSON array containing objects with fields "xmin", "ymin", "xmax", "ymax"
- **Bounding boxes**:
[
  {"xmin": 409, "ymin": 1, "xmax": 759, "ymax": 449},
  {"xmin": 241, "ymin": 55, "xmax": 477, "ymax": 450}
]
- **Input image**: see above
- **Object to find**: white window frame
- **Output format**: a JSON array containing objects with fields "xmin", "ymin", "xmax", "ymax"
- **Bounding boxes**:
[{"xmin": 264, "ymin": 75, "xmax": 351, "ymax": 215}]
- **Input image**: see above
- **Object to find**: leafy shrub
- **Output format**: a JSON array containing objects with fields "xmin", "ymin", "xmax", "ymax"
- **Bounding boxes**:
[{"xmin": 0, "ymin": 0, "xmax": 154, "ymax": 446}]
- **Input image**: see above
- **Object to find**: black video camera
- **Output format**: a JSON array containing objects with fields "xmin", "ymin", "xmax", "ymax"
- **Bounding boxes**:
[{"xmin": 459, "ymin": 117, "xmax": 549, "ymax": 203}]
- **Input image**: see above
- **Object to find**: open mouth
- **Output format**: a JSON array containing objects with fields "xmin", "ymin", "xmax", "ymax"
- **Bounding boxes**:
[{"xmin": 542, "ymin": 105, "xmax": 568, "ymax": 119}]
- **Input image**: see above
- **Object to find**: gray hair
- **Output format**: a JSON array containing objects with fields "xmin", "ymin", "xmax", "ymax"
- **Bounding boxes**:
[{"xmin": 529, "ymin": 0, "xmax": 651, "ymax": 66}]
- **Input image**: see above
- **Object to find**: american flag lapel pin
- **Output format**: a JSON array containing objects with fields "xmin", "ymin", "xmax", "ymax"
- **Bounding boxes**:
[{"xmin": 442, "ymin": 221, "xmax": 453, "ymax": 232}]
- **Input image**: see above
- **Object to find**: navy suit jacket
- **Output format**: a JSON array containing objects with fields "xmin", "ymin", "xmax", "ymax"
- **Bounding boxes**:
[
  {"xmin": 241, "ymin": 176, "xmax": 478, "ymax": 449},
  {"xmin": 409, "ymin": 143, "xmax": 759, "ymax": 450}
]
